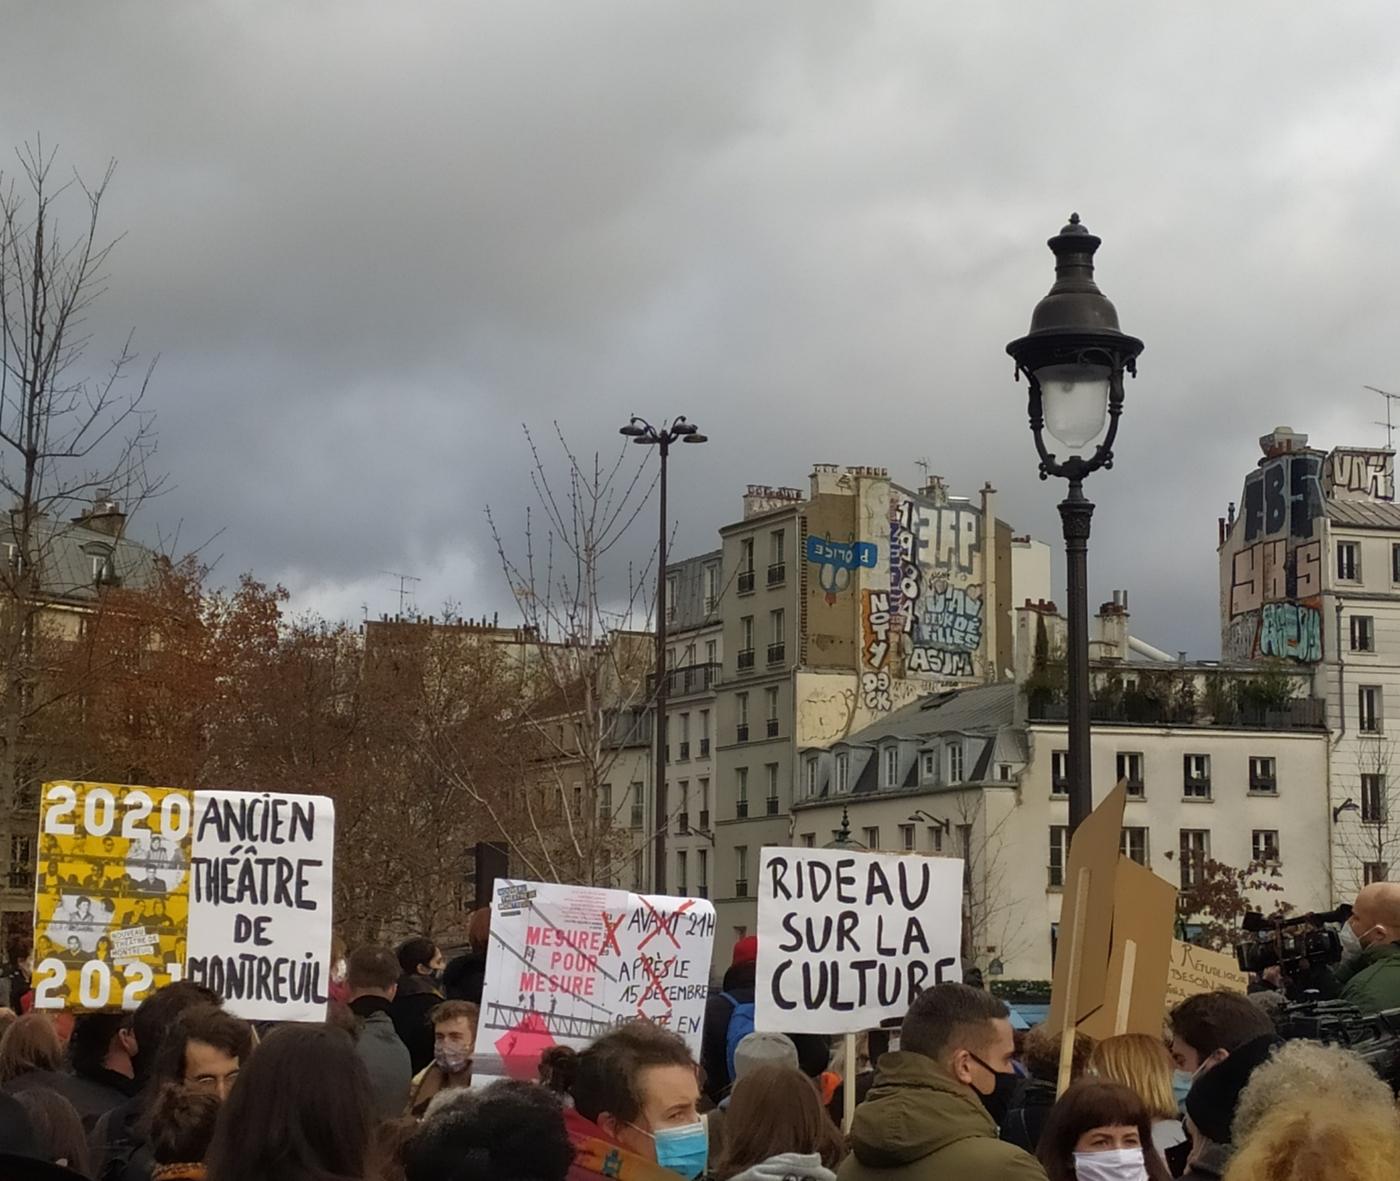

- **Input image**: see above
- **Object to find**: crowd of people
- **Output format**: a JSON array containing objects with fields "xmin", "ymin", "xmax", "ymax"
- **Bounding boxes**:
[{"xmin": 0, "ymin": 906, "xmax": 1397, "ymax": 1181}]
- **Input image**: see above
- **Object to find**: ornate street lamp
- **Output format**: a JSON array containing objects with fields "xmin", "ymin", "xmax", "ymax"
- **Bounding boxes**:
[
  {"xmin": 620, "ymin": 415, "xmax": 708, "ymax": 893},
  {"xmin": 1007, "ymin": 214, "xmax": 1143, "ymax": 835}
]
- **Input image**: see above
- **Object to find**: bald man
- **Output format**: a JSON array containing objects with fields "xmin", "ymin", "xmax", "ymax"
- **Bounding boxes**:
[{"xmin": 1335, "ymin": 882, "xmax": 1400, "ymax": 1013}]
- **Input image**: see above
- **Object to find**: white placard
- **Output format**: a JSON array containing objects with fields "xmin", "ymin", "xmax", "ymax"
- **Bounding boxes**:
[
  {"xmin": 756, "ymin": 846, "xmax": 964, "ymax": 1035},
  {"xmin": 184, "ymin": 791, "xmax": 336, "ymax": 1022},
  {"xmin": 474, "ymin": 879, "xmax": 715, "ymax": 1082}
]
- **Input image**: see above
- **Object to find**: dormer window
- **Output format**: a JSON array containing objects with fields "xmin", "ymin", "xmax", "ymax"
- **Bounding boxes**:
[
  {"xmin": 921, "ymin": 752, "xmax": 938, "ymax": 782},
  {"xmin": 835, "ymin": 753, "xmax": 850, "ymax": 794},
  {"xmin": 882, "ymin": 745, "xmax": 900, "ymax": 788},
  {"xmin": 947, "ymin": 742, "xmax": 964, "ymax": 784}
]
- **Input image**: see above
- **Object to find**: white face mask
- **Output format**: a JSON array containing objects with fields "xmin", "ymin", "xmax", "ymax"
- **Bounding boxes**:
[
  {"xmin": 1340, "ymin": 919, "xmax": 1365, "ymax": 964},
  {"xmin": 1073, "ymin": 1147, "xmax": 1148, "ymax": 1181}
]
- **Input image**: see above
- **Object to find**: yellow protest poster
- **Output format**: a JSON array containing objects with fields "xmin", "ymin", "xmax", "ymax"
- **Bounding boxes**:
[
  {"xmin": 33, "ymin": 780, "xmax": 194, "ymax": 1011},
  {"xmin": 1164, "ymin": 939, "xmax": 1248, "ymax": 1009}
]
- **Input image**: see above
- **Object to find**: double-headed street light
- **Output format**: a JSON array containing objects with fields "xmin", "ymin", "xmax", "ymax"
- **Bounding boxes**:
[
  {"xmin": 1007, "ymin": 214, "xmax": 1143, "ymax": 835},
  {"xmin": 620, "ymin": 415, "xmax": 707, "ymax": 893}
]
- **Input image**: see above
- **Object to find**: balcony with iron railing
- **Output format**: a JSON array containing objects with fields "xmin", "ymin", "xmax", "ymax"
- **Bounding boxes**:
[
  {"xmin": 767, "ymin": 642, "xmax": 786, "ymax": 665},
  {"xmin": 766, "ymin": 796, "xmax": 780, "ymax": 816},
  {"xmin": 736, "ymin": 724, "xmax": 749, "ymax": 743},
  {"xmin": 737, "ymin": 570, "xmax": 755, "ymax": 594},
  {"xmin": 699, "ymin": 809, "xmax": 710, "ymax": 828},
  {"xmin": 736, "ymin": 799, "xmax": 749, "ymax": 818},
  {"xmin": 735, "ymin": 879, "xmax": 749, "ymax": 898},
  {"xmin": 699, "ymin": 738, "xmax": 710, "ymax": 757},
  {"xmin": 651, "ymin": 662, "xmax": 721, "ymax": 699},
  {"xmin": 676, "ymin": 812, "xmax": 689, "ymax": 834},
  {"xmin": 766, "ymin": 717, "xmax": 779, "ymax": 738},
  {"xmin": 737, "ymin": 649, "xmax": 755, "ymax": 672},
  {"xmin": 767, "ymin": 562, "xmax": 786, "ymax": 587},
  {"xmin": 678, "ymin": 741, "xmax": 690, "ymax": 761}
]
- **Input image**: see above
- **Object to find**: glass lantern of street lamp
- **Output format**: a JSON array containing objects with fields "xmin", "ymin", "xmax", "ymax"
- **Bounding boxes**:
[{"xmin": 1006, "ymin": 213, "xmax": 1143, "ymax": 471}]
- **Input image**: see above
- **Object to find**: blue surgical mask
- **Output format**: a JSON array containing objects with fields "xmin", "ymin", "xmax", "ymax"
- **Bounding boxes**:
[
  {"xmin": 640, "ymin": 1121, "xmax": 708, "ymax": 1180},
  {"xmin": 1171, "ymin": 1069, "xmax": 1193, "ymax": 1109}
]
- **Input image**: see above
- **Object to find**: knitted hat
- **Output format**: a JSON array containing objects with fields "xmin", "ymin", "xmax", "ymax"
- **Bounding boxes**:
[
  {"xmin": 731, "ymin": 935, "xmax": 759, "ymax": 967},
  {"xmin": 1184, "ymin": 1034, "xmax": 1279, "ymax": 1145},
  {"xmin": 733, "ymin": 1032, "xmax": 799, "ymax": 1080}
]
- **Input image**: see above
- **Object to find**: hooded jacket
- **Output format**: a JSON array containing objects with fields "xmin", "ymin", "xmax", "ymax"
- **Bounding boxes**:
[
  {"xmin": 727, "ymin": 1153, "xmax": 836, "ymax": 1181},
  {"xmin": 836, "ymin": 1052, "xmax": 1047, "ymax": 1181},
  {"xmin": 1336, "ymin": 942, "xmax": 1400, "ymax": 1013}
]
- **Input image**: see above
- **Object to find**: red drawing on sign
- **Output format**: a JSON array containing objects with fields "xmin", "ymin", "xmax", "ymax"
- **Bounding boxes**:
[
  {"xmin": 637, "ymin": 954, "xmax": 677, "ymax": 1016},
  {"xmin": 600, "ymin": 910, "xmax": 624, "ymax": 956},
  {"xmin": 639, "ymin": 898, "xmax": 692, "ymax": 951},
  {"xmin": 494, "ymin": 1012, "xmax": 556, "ymax": 1081}
]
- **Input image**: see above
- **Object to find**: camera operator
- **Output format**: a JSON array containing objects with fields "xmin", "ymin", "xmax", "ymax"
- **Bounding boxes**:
[{"xmin": 1333, "ymin": 882, "xmax": 1400, "ymax": 1013}]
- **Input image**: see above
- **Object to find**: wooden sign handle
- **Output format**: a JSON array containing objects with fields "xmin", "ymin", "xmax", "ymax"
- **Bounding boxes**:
[{"xmin": 1056, "ymin": 867, "xmax": 1091, "ymax": 1098}]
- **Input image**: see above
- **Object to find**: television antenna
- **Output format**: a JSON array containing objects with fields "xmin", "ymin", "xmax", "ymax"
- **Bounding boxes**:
[
  {"xmin": 382, "ymin": 570, "xmax": 421, "ymax": 619},
  {"xmin": 1364, "ymin": 385, "xmax": 1400, "ymax": 449}
]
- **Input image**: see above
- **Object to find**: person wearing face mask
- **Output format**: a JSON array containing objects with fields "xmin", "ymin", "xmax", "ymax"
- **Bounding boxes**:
[
  {"xmin": 1088, "ymin": 1036, "xmax": 1187, "ymax": 1176},
  {"xmin": 1333, "ymin": 881, "xmax": 1400, "ymax": 1012},
  {"xmin": 1036, "ymin": 1080, "xmax": 1172, "ymax": 1181},
  {"xmin": 542, "ymin": 1021, "xmax": 708, "ymax": 1181},
  {"xmin": 392, "ymin": 936, "xmax": 446, "ymax": 1073},
  {"xmin": 1001, "ymin": 1024, "xmax": 1095, "ymax": 1154},
  {"xmin": 839, "ymin": 983, "xmax": 1047, "ymax": 1181},
  {"xmin": 408, "ymin": 1001, "xmax": 478, "ymax": 1118}
]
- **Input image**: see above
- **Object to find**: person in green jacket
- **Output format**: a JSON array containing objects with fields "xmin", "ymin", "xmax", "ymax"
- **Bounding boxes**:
[
  {"xmin": 837, "ymin": 983, "xmax": 1047, "ymax": 1181},
  {"xmin": 1334, "ymin": 881, "xmax": 1400, "ymax": 1013}
]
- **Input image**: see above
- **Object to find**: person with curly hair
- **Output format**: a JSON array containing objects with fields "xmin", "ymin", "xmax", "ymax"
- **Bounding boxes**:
[
  {"xmin": 1224, "ymin": 1095, "xmax": 1400, "ymax": 1181},
  {"xmin": 1228, "ymin": 1039, "xmax": 1391, "ymax": 1148},
  {"xmin": 405, "ymin": 1080, "xmax": 573, "ymax": 1181}
]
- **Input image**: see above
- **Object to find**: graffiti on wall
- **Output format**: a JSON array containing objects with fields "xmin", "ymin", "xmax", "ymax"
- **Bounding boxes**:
[
  {"xmin": 861, "ymin": 590, "xmax": 894, "ymax": 710},
  {"xmin": 807, "ymin": 536, "xmax": 878, "ymax": 605},
  {"xmin": 1225, "ymin": 452, "xmax": 1324, "ymax": 663},
  {"xmin": 907, "ymin": 503, "xmax": 983, "ymax": 680},
  {"xmin": 1326, "ymin": 449, "xmax": 1395, "ymax": 502}
]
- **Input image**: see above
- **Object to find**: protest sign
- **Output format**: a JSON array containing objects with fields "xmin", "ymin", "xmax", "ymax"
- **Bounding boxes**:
[
  {"xmin": 33, "ymin": 781, "xmax": 335, "ymax": 1021},
  {"xmin": 1086, "ymin": 857, "xmax": 1177, "ymax": 1040},
  {"xmin": 473, "ymin": 880, "xmax": 716, "ymax": 1083},
  {"xmin": 755, "ymin": 846, "xmax": 964, "ymax": 1036},
  {"xmin": 184, "ymin": 790, "xmax": 336, "ymax": 1022},
  {"xmin": 1165, "ymin": 939, "xmax": 1248, "ymax": 1008}
]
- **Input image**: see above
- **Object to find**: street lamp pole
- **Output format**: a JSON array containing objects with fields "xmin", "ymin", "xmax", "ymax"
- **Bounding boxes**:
[
  {"xmin": 620, "ymin": 415, "xmax": 708, "ymax": 893},
  {"xmin": 1007, "ymin": 214, "xmax": 1143, "ymax": 836}
]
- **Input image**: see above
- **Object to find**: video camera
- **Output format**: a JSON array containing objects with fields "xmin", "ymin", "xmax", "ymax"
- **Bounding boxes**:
[
  {"xmin": 1272, "ymin": 999, "xmax": 1400, "ymax": 1090},
  {"xmin": 1234, "ymin": 904, "xmax": 1351, "ymax": 975}
]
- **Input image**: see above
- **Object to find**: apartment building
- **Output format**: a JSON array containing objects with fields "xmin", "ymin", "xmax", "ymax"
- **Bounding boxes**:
[
  {"xmin": 795, "ymin": 602, "xmax": 1331, "ymax": 981},
  {"xmin": 1218, "ymin": 427, "xmax": 1400, "ymax": 898},
  {"xmin": 663, "ymin": 464, "xmax": 1051, "ymax": 969}
]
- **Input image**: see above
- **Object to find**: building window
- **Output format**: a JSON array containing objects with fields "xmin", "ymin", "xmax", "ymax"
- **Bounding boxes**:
[
  {"xmin": 947, "ymin": 743, "xmax": 964, "ymax": 784},
  {"xmin": 1360, "ymin": 686, "xmax": 1383, "ymax": 733},
  {"xmin": 698, "ymin": 849, "xmax": 709, "ymax": 897},
  {"xmin": 929, "ymin": 826, "xmax": 944, "ymax": 853},
  {"xmin": 998, "ymin": 764, "xmax": 1013, "ymax": 781},
  {"xmin": 899, "ymin": 823, "xmax": 915, "ymax": 851},
  {"xmin": 765, "ymin": 686, "xmax": 780, "ymax": 737},
  {"xmin": 765, "ymin": 764, "xmax": 780, "ymax": 814},
  {"xmin": 1180, "ymin": 829, "xmax": 1210, "ymax": 888},
  {"xmin": 835, "ymin": 753, "xmax": 850, "ymax": 794},
  {"xmin": 8, "ymin": 835, "xmax": 32, "ymax": 889},
  {"xmin": 630, "ymin": 782, "xmax": 645, "ymax": 829},
  {"xmin": 736, "ymin": 692, "xmax": 749, "ymax": 742},
  {"xmin": 600, "ymin": 784, "xmax": 613, "ymax": 821},
  {"xmin": 1183, "ymin": 754, "xmax": 1212, "ymax": 799},
  {"xmin": 632, "ymin": 850, "xmax": 644, "ymax": 890},
  {"xmin": 1337, "ymin": 541, "xmax": 1360, "ymax": 581},
  {"xmin": 1393, "ymin": 543, "xmax": 1400, "ymax": 584},
  {"xmin": 738, "ymin": 617, "xmax": 755, "ymax": 671},
  {"xmin": 735, "ymin": 846, "xmax": 749, "ymax": 897},
  {"xmin": 1251, "ymin": 829, "xmax": 1280, "ymax": 865},
  {"xmin": 922, "ymin": 752, "xmax": 938, "ymax": 781},
  {"xmin": 1362, "ymin": 773, "xmax": 1387, "ymax": 823},
  {"xmin": 882, "ymin": 746, "xmax": 900, "ymax": 788},
  {"xmin": 768, "ymin": 531, "xmax": 786, "ymax": 587},
  {"xmin": 666, "ymin": 575, "xmax": 677, "ymax": 623},
  {"xmin": 1365, "ymin": 861, "xmax": 1389, "ymax": 885},
  {"xmin": 1052, "ymin": 751, "xmax": 1069, "ymax": 796},
  {"xmin": 676, "ymin": 851, "xmax": 688, "ymax": 895},
  {"xmin": 800, "ymin": 833, "xmax": 815, "ymax": 848},
  {"xmin": 705, "ymin": 639, "xmax": 717, "ymax": 665},
  {"xmin": 768, "ymin": 610, "xmax": 785, "ymax": 664},
  {"xmin": 698, "ymin": 778, "xmax": 710, "ymax": 827},
  {"xmin": 705, "ymin": 563, "xmax": 720, "ymax": 613},
  {"xmin": 736, "ymin": 768, "xmax": 749, "ymax": 818},
  {"xmin": 804, "ymin": 757, "xmax": 818, "ymax": 798},
  {"xmin": 699, "ymin": 710, "xmax": 710, "ymax": 757},
  {"xmin": 1249, "ymin": 756, "xmax": 1277, "ymax": 794},
  {"xmin": 862, "ymin": 826, "xmax": 880, "ymax": 850},
  {"xmin": 1117, "ymin": 752, "xmax": 1145, "ymax": 798},
  {"xmin": 738, "ymin": 539, "xmax": 755, "ymax": 593},
  {"xmin": 1351, "ymin": 615, "xmax": 1376, "ymax": 653},
  {"xmin": 1049, "ymin": 825, "xmax": 1069, "ymax": 888},
  {"xmin": 1120, "ymin": 826, "xmax": 1148, "ymax": 866},
  {"xmin": 678, "ymin": 713, "xmax": 690, "ymax": 760}
]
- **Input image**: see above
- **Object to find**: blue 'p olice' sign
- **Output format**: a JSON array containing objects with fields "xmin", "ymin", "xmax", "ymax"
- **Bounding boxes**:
[{"xmin": 805, "ymin": 536, "xmax": 878, "ymax": 571}]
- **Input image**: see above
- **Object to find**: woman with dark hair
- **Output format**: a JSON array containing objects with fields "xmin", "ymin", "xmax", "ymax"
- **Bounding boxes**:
[
  {"xmin": 1037, "ymin": 1080, "xmax": 1172, "ymax": 1181},
  {"xmin": 0, "ymin": 1012, "xmax": 65, "ymax": 1088},
  {"xmin": 541, "ymin": 1020, "xmax": 706, "ymax": 1180},
  {"xmin": 205, "ymin": 1024, "xmax": 375, "ymax": 1181},
  {"xmin": 710, "ymin": 1064, "xmax": 843, "ymax": 1181},
  {"xmin": 13, "ymin": 1085, "xmax": 91, "ymax": 1175},
  {"xmin": 144, "ymin": 1083, "xmax": 220, "ymax": 1181}
]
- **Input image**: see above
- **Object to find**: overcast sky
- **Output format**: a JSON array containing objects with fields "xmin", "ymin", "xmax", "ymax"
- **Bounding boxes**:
[{"xmin": 6, "ymin": 1, "xmax": 1400, "ymax": 656}]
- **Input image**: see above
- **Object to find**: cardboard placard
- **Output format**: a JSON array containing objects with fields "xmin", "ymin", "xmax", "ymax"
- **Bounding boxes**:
[
  {"xmin": 474, "ymin": 880, "xmax": 716, "ymax": 1083},
  {"xmin": 1165, "ymin": 939, "xmax": 1248, "ymax": 1009},
  {"xmin": 755, "ymin": 846, "xmax": 964, "ymax": 1035},
  {"xmin": 32, "ymin": 781, "xmax": 335, "ymax": 1022}
]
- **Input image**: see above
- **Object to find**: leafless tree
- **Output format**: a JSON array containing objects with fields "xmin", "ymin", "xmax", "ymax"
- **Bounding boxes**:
[
  {"xmin": 1336, "ymin": 737, "xmax": 1400, "ymax": 894},
  {"xmin": 0, "ymin": 141, "xmax": 163, "ymax": 808}
]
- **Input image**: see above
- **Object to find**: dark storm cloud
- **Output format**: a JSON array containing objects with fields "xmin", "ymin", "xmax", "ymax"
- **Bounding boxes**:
[{"xmin": 5, "ymin": 1, "xmax": 1400, "ymax": 649}]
